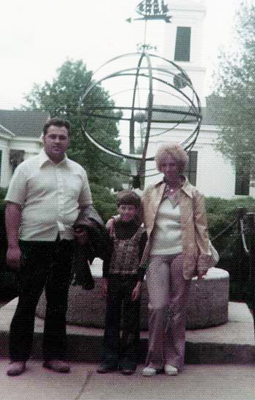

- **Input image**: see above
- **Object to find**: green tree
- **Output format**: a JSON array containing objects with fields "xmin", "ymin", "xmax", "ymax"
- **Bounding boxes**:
[
  {"xmin": 23, "ymin": 59, "xmax": 124, "ymax": 187},
  {"xmin": 211, "ymin": 1, "xmax": 255, "ymax": 173}
]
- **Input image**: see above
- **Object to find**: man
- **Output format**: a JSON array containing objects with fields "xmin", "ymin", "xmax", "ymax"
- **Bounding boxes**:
[{"xmin": 5, "ymin": 118, "xmax": 92, "ymax": 376}]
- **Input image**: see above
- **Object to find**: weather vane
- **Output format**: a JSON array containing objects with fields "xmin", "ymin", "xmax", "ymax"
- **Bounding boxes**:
[
  {"xmin": 127, "ymin": 0, "xmax": 171, "ymax": 51},
  {"xmin": 136, "ymin": 0, "xmax": 171, "ymax": 22}
]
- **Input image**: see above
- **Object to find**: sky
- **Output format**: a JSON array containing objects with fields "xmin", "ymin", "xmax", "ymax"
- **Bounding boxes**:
[{"xmin": 0, "ymin": 0, "xmax": 240, "ymax": 110}]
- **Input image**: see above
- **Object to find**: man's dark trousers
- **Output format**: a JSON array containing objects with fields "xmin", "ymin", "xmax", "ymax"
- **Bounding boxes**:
[
  {"xmin": 102, "ymin": 275, "xmax": 141, "ymax": 370},
  {"xmin": 9, "ymin": 238, "xmax": 74, "ymax": 362}
]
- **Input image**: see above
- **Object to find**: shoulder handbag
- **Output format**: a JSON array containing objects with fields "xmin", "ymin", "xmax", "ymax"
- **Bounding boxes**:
[
  {"xmin": 208, "ymin": 240, "xmax": 220, "ymax": 268},
  {"xmin": 192, "ymin": 188, "xmax": 220, "ymax": 268}
]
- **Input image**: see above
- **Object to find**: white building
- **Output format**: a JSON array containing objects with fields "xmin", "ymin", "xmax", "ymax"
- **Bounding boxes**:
[
  {"xmin": 0, "ymin": 110, "xmax": 49, "ymax": 188},
  {"xmin": 145, "ymin": 0, "xmax": 251, "ymax": 199}
]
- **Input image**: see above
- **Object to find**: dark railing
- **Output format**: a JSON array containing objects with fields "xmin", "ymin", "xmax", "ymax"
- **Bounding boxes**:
[
  {"xmin": 213, "ymin": 207, "xmax": 254, "ymax": 339},
  {"xmin": 244, "ymin": 212, "xmax": 255, "ymax": 338}
]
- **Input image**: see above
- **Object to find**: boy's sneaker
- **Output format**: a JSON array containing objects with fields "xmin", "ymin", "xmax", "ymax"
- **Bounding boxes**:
[
  {"xmin": 97, "ymin": 362, "xmax": 118, "ymax": 373},
  {"xmin": 120, "ymin": 366, "xmax": 136, "ymax": 375},
  {"xmin": 119, "ymin": 360, "xmax": 136, "ymax": 375}
]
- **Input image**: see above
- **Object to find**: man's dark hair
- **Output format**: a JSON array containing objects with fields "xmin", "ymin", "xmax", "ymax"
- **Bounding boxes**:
[
  {"xmin": 43, "ymin": 118, "xmax": 71, "ymax": 136},
  {"xmin": 117, "ymin": 190, "xmax": 141, "ymax": 208}
]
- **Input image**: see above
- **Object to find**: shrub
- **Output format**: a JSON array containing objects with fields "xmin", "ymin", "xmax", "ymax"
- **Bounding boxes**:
[
  {"xmin": 90, "ymin": 183, "xmax": 117, "ymax": 222},
  {"xmin": 0, "ymin": 188, "xmax": 7, "ymax": 200},
  {"xmin": 0, "ymin": 200, "xmax": 18, "ymax": 301},
  {"xmin": 206, "ymin": 196, "xmax": 255, "ymax": 255},
  {"xmin": 205, "ymin": 196, "xmax": 255, "ymax": 303}
]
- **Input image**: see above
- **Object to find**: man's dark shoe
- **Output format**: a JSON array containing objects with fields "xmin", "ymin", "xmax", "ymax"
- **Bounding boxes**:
[
  {"xmin": 43, "ymin": 360, "xmax": 70, "ymax": 373},
  {"xmin": 97, "ymin": 362, "xmax": 118, "ymax": 373},
  {"xmin": 7, "ymin": 361, "xmax": 26, "ymax": 377}
]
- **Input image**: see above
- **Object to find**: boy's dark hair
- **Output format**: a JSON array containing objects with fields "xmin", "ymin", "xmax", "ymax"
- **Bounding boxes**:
[
  {"xmin": 117, "ymin": 190, "xmax": 141, "ymax": 208},
  {"xmin": 43, "ymin": 118, "xmax": 71, "ymax": 136}
]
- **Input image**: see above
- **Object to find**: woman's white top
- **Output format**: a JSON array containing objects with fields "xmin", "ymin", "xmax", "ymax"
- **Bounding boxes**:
[{"xmin": 150, "ymin": 197, "xmax": 183, "ymax": 255}]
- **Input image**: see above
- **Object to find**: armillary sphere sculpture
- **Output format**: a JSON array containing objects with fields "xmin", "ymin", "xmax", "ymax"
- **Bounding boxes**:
[{"xmin": 79, "ymin": 1, "xmax": 202, "ymax": 188}]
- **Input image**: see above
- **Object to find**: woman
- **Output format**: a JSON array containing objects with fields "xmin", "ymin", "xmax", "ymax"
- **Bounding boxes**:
[{"xmin": 141, "ymin": 142, "xmax": 212, "ymax": 377}]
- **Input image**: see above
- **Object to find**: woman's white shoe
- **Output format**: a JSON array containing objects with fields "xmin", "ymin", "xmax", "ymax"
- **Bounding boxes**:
[
  {"xmin": 142, "ymin": 366, "xmax": 157, "ymax": 376},
  {"xmin": 164, "ymin": 365, "xmax": 178, "ymax": 376}
]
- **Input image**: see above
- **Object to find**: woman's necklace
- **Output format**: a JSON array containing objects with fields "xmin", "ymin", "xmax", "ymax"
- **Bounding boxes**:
[
  {"xmin": 165, "ymin": 179, "xmax": 182, "ymax": 196},
  {"xmin": 164, "ymin": 181, "xmax": 181, "ymax": 206},
  {"xmin": 168, "ymin": 182, "xmax": 181, "ymax": 192}
]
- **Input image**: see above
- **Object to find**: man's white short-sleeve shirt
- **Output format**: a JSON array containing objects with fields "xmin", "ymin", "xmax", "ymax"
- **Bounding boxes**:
[{"xmin": 5, "ymin": 150, "xmax": 93, "ymax": 241}]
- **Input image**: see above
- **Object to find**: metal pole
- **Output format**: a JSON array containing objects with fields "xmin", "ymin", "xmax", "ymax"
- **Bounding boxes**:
[
  {"xmin": 246, "ymin": 212, "xmax": 255, "ymax": 342},
  {"xmin": 236, "ymin": 207, "xmax": 246, "ymax": 299}
]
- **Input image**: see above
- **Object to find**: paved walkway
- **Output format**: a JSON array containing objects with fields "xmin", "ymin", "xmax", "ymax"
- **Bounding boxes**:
[
  {"xmin": 0, "ymin": 361, "xmax": 254, "ymax": 400},
  {"xmin": 0, "ymin": 287, "xmax": 254, "ymax": 399}
]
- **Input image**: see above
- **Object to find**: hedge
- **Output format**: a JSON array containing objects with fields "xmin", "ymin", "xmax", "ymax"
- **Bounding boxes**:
[{"xmin": 1, "ymin": 187, "xmax": 255, "ymax": 303}]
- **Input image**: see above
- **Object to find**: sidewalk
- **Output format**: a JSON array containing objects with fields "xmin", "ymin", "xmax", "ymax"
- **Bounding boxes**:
[
  {"xmin": 0, "ymin": 299, "xmax": 254, "ymax": 399},
  {"xmin": 0, "ymin": 361, "xmax": 254, "ymax": 400}
]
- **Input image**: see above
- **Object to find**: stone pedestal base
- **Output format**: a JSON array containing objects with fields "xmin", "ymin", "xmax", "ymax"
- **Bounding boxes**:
[{"xmin": 36, "ymin": 263, "xmax": 229, "ymax": 330}]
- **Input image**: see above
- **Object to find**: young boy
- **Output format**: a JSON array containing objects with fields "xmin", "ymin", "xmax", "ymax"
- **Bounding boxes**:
[{"xmin": 97, "ymin": 190, "xmax": 147, "ymax": 375}]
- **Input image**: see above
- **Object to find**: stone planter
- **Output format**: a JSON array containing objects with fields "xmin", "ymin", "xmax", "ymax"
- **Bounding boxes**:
[{"xmin": 36, "ymin": 260, "xmax": 229, "ymax": 330}]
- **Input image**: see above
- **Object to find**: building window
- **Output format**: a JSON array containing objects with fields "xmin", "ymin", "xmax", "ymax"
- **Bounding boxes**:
[
  {"xmin": 9, "ymin": 150, "xmax": 24, "ymax": 174},
  {"xmin": 235, "ymin": 154, "xmax": 250, "ymax": 195},
  {"xmin": 174, "ymin": 27, "xmax": 191, "ymax": 62},
  {"xmin": 186, "ymin": 151, "xmax": 197, "ymax": 186}
]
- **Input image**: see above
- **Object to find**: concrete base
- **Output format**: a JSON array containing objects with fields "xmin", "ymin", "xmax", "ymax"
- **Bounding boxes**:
[
  {"xmin": 0, "ymin": 299, "xmax": 254, "ymax": 364},
  {"xmin": 36, "ymin": 261, "xmax": 229, "ymax": 330}
]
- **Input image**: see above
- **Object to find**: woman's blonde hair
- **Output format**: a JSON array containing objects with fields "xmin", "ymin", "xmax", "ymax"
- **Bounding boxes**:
[{"xmin": 155, "ymin": 142, "xmax": 189, "ymax": 174}]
